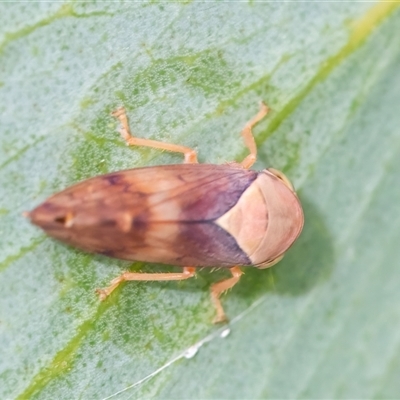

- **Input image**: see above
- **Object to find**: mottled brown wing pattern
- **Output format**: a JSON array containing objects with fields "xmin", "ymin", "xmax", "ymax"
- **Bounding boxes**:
[
  {"xmin": 31, "ymin": 164, "xmax": 257, "ymax": 266},
  {"xmin": 99, "ymin": 220, "xmax": 252, "ymax": 267}
]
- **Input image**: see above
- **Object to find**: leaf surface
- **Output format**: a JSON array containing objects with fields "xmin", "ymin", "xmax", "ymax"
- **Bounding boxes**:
[{"xmin": 1, "ymin": 2, "xmax": 400, "ymax": 399}]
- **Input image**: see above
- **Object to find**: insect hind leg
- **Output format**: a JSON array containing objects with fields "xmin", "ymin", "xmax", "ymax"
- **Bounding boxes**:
[
  {"xmin": 96, "ymin": 266, "xmax": 196, "ymax": 300},
  {"xmin": 112, "ymin": 107, "xmax": 198, "ymax": 164}
]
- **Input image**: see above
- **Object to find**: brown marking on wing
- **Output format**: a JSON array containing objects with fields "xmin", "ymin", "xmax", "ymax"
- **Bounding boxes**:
[
  {"xmin": 76, "ymin": 220, "xmax": 251, "ymax": 267},
  {"xmin": 29, "ymin": 164, "xmax": 256, "ymax": 266}
]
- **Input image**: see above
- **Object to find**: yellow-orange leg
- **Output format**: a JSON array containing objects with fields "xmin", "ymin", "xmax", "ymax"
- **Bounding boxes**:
[
  {"xmin": 112, "ymin": 107, "xmax": 198, "ymax": 164},
  {"xmin": 96, "ymin": 266, "xmax": 196, "ymax": 300},
  {"xmin": 210, "ymin": 266, "xmax": 243, "ymax": 324},
  {"xmin": 240, "ymin": 102, "xmax": 269, "ymax": 169}
]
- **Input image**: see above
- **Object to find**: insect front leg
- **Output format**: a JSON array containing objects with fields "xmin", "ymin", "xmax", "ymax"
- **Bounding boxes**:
[
  {"xmin": 240, "ymin": 102, "xmax": 269, "ymax": 169},
  {"xmin": 210, "ymin": 266, "xmax": 243, "ymax": 324},
  {"xmin": 112, "ymin": 108, "xmax": 198, "ymax": 163},
  {"xmin": 96, "ymin": 266, "xmax": 196, "ymax": 300}
]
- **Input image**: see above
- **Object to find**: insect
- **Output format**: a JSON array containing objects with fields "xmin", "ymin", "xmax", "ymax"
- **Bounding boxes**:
[{"xmin": 27, "ymin": 103, "xmax": 304, "ymax": 323}]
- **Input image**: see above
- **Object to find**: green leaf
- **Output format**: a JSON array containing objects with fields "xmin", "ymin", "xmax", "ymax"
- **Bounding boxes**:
[{"xmin": 1, "ymin": 2, "xmax": 400, "ymax": 399}]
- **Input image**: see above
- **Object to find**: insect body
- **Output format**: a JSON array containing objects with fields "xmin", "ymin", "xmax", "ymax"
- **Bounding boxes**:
[{"xmin": 28, "ymin": 103, "xmax": 304, "ymax": 323}]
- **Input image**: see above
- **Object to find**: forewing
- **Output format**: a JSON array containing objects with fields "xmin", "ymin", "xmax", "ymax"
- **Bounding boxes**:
[{"xmin": 30, "ymin": 164, "xmax": 257, "ymax": 266}]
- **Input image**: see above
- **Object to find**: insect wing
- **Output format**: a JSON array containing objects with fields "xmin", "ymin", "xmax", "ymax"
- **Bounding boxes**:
[{"xmin": 30, "ymin": 164, "xmax": 257, "ymax": 266}]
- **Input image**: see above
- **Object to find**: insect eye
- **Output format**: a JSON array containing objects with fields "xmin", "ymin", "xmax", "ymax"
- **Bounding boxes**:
[{"xmin": 267, "ymin": 168, "xmax": 294, "ymax": 191}]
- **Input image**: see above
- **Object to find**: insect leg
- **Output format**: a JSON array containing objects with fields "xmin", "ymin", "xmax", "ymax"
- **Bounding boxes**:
[
  {"xmin": 112, "ymin": 108, "xmax": 198, "ymax": 163},
  {"xmin": 240, "ymin": 102, "xmax": 269, "ymax": 169},
  {"xmin": 96, "ymin": 266, "xmax": 196, "ymax": 300},
  {"xmin": 210, "ymin": 266, "xmax": 243, "ymax": 324}
]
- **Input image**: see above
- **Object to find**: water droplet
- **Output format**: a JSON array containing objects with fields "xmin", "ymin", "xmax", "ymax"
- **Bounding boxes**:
[
  {"xmin": 220, "ymin": 328, "xmax": 230, "ymax": 338},
  {"xmin": 184, "ymin": 345, "xmax": 199, "ymax": 359}
]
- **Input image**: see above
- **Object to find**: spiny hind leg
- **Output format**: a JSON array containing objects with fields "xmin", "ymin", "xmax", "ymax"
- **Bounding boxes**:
[
  {"xmin": 112, "ymin": 107, "xmax": 198, "ymax": 164},
  {"xmin": 210, "ymin": 266, "xmax": 243, "ymax": 324},
  {"xmin": 240, "ymin": 102, "xmax": 269, "ymax": 169},
  {"xmin": 96, "ymin": 266, "xmax": 196, "ymax": 300}
]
